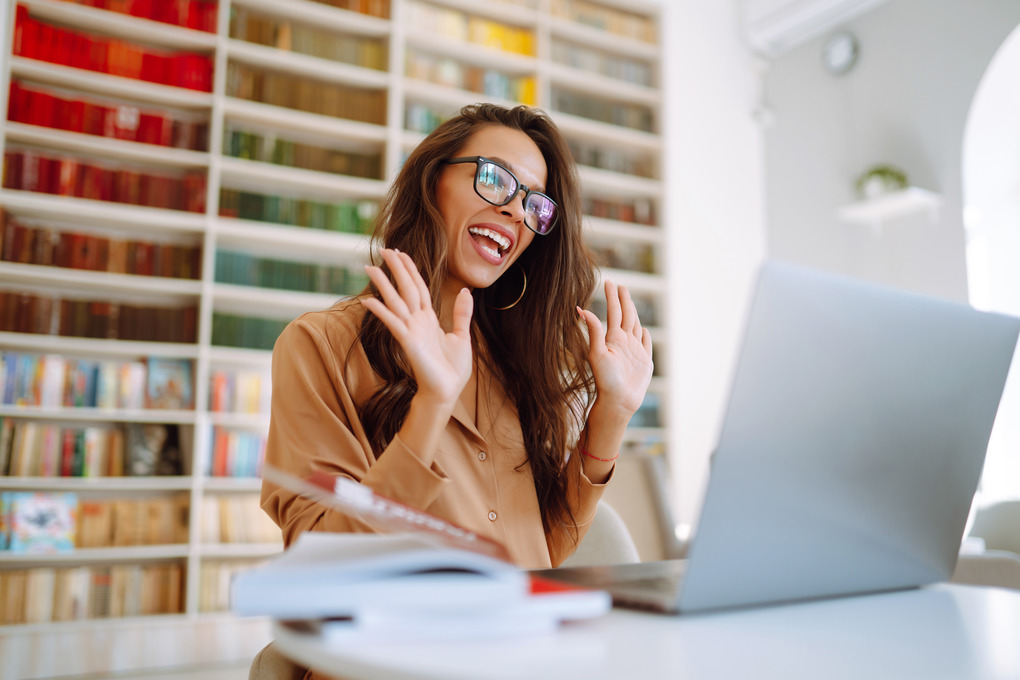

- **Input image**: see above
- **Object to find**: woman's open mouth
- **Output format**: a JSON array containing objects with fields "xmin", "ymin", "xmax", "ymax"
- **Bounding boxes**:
[{"xmin": 468, "ymin": 226, "xmax": 512, "ymax": 261}]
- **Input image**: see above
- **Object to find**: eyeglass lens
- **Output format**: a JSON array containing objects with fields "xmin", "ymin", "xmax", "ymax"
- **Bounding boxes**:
[{"xmin": 475, "ymin": 161, "xmax": 556, "ymax": 235}]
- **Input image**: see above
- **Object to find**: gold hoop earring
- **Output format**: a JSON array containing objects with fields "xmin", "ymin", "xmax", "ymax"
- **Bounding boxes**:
[{"xmin": 487, "ymin": 264, "xmax": 527, "ymax": 311}]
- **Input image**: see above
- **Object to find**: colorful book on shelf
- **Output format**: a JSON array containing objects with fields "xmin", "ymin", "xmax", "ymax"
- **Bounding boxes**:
[
  {"xmin": 145, "ymin": 357, "xmax": 193, "ymax": 410},
  {"xmin": 3, "ymin": 491, "xmax": 78, "ymax": 553}
]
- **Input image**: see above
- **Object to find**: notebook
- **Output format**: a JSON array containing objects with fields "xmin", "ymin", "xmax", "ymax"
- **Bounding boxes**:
[{"xmin": 539, "ymin": 261, "xmax": 1020, "ymax": 614}]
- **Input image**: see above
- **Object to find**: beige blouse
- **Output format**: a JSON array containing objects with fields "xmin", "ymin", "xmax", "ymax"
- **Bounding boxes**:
[{"xmin": 260, "ymin": 302, "xmax": 609, "ymax": 569}]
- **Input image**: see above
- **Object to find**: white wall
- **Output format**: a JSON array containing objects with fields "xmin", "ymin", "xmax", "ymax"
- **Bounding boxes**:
[
  {"xmin": 763, "ymin": 0, "xmax": 1020, "ymax": 502},
  {"xmin": 763, "ymin": 0, "xmax": 1020, "ymax": 301},
  {"xmin": 659, "ymin": 1, "xmax": 768, "ymax": 524},
  {"xmin": 964, "ymin": 24, "xmax": 1020, "ymax": 502},
  {"xmin": 659, "ymin": 0, "xmax": 1020, "ymax": 523}
]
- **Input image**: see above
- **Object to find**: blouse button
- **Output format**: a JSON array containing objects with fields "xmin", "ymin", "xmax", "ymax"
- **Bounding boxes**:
[
  {"xmin": 488, "ymin": 510, "xmax": 498, "ymax": 522},
  {"xmin": 478, "ymin": 451, "xmax": 487, "ymax": 461}
]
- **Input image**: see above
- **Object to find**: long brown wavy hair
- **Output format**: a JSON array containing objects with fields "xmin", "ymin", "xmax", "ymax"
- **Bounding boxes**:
[{"xmin": 355, "ymin": 103, "xmax": 597, "ymax": 539}]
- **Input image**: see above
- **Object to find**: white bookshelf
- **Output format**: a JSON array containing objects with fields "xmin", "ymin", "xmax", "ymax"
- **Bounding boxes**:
[{"xmin": 0, "ymin": 0, "xmax": 667, "ymax": 675}]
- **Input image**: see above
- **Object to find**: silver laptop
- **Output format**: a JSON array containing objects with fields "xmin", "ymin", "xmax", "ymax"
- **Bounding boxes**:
[{"xmin": 539, "ymin": 261, "xmax": 1020, "ymax": 614}]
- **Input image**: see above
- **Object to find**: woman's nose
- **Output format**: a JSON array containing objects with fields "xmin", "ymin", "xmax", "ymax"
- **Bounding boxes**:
[{"xmin": 499, "ymin": 189, "xmax": 528, "ymax": 222}]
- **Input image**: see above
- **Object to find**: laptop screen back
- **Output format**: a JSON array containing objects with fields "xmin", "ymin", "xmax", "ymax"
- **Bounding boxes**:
[{"xmin": 677, "ymin": 262, "xmax": 1020, "ymax": 613}]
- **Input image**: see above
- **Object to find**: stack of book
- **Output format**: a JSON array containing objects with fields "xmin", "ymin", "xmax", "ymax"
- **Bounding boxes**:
[
  {"xmin": 225, "ymin": 62, "xmax": 387, "ymax": 125},
  {"xmin": 2, "ymin": 148, "xmax": 207, "ymax": 212},
  {"xmin": 1, "ymin": 210, "xmax": 203, "ymax": 279},
  {"xmin": 0, "ymin": 562, "xmax": 185, "ymax": 624},
  {"xmin": 218, "ymin": 188, "xmax": 377, "ymax": 234},
  {"xmin": 0, "ymin": 352, "xmax": 193, "ymax": 410},
  {"xmin": 231, "ymin": 468, "xmax": 610, "ymax": 642},
  {"xmin": 8, "ymin": 80, "xmax": 210, "ymax": 151},
  {"xmin": 229, "ymin": 6, "xmax": 387, "ymax": 69},
  {"xmin": 13, "ymin": 6, "xmax": 214, "ymax": 91}
]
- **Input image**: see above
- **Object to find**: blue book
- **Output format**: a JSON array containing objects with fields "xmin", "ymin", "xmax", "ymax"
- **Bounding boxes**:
[{"xmin": 6, "ymin": 492, "xmax": 78, "ymax": 553}]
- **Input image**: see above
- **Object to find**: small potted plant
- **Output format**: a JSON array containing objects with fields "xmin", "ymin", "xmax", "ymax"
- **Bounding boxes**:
[{"xmin": 855, "ymin": 164, "xmax": 908, "ymax": 200}]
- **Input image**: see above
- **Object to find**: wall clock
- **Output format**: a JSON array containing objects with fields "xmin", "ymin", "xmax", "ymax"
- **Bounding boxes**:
[{"xmin": 822, "ymin": 31, "xmax": 859, "ymax": 76}]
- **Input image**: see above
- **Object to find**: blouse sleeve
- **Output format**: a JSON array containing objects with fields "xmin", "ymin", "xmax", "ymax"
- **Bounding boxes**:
[
  {"xmin": 260, "ymin": 312, "xmax": 452, "ymax": 546},
  {"xmin": 545, "ymin": 448, "xmax": 614, "ymax": 567}
]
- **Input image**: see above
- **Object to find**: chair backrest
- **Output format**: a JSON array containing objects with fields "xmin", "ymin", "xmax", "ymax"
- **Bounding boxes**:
[
  {"xmin": 951, "ymin": 550, "xmax": 1020, "ymax": 590},
  {"xmin": 561, "ymin": 500, "xmax": 641, "ymax": 567},
  {"xmin": 601, "ymin": 451, "xmax": 685, "ymax": 561},
  {"xmin": 249, "ymin": 642, "xmax": 306, "ymax": 680},
  {"xmin": 969, "ymin": 500, "xmax": 1020, "ymax": 554}
]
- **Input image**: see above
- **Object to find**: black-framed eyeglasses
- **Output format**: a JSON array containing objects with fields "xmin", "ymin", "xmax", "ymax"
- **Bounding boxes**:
[{"xmin": 444, "ymin": 156, "xmax": 558, "ymax": 235}]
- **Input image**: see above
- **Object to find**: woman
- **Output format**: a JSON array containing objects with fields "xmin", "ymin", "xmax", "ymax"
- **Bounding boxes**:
[{"xmin": 261, "ymin": 103, "xmax": 654, "ymax": 569}]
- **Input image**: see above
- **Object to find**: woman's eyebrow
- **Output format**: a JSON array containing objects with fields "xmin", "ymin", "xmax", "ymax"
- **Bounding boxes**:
[
  {"xmin": 489, "ymin": 156, "xmax": 546, "ymax": 191},
  {"xmin": 488, "ymin": 155, "xmax": 514, "ymax": 170}
]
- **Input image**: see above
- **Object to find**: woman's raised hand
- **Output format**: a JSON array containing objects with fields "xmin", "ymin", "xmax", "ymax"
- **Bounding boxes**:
[
  {"xmin": 577, "ymin": 280, "xmax": 654, "ymax": 416},
  {"xmin": 361, "ymin": 249, "xmax": 474, "ymax": 408}
]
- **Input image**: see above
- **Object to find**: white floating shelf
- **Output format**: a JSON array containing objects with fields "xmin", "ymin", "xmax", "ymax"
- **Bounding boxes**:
[{"xmin": 837, "ymin": 187, "xmax": 943, "ymax": 229}]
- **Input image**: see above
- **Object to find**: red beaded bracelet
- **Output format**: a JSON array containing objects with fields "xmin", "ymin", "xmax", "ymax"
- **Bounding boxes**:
[{"xmin": 581, "ymin": 449, "xmax": 619, "ymax": 463}]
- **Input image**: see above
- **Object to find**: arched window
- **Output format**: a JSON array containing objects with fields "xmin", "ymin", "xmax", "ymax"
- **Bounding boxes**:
[{"xmin": 963, "ymin": 24, "xmax": 1020, "ymax": 502}]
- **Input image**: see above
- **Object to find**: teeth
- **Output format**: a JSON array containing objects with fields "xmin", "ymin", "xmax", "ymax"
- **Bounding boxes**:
[{"xmin": 468, "ymin": 227, "xmax": 511, "ymax": 253}]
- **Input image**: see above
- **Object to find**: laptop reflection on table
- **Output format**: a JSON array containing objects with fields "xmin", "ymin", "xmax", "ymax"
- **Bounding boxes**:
[{"xmin": 538, "ymin": 261, "xmax": 1020, "ymax": 615}]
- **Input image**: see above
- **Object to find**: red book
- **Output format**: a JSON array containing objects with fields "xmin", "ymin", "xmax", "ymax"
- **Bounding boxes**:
[
  {"xmin": 200, "ymin": 1, "xmax": 217, "ymax": 32},
  {"xmin": 38, "ymin": 155, "xmax": 58, "ymax": 195},
  {"xmin": 134, "ymin": 241, "xmax": 154, "ymax": 275},
  {"xmin": 78, "ymin": 164, "xmax": 102, "ymax": 201},
  {"xmin": 53, "ymin": 24, "xmax": 74, "ymax": 68},
  {"xmin": 173, "ymin": 53, "xmax": 213, "ymax": 92},
  {"xmin": 13, "ymin": 10, "xmax": 40, "ymax": 61},
  {"xmin": 55, "ymin": 231, "xmax": 73, "ymax": 268},
  {"xmin": 69, "ymin": 29, "xmax": 88, "ymax": 71},
  {"xmin": 110, "ymin": 105, "xmax": 140, "ymax": 141},
  {"xmin": 182, "ymin": 305, "xmax": 197, "ymax": 343},
  {"xmin": 114, "ymin": 169, "xmax": 142, "ymax": 206},
  {"xmin": 57, "ymin": 157, "xmax": 80, "ymax": 197},
  {"xmin": 65, "ymin": 98, "xmax": 86, "ymax": 133},
  {"xmin": 0, "ymin": 211, "xmax": 11, "ymax": 262},
  {"xmin": 60, "ymin": 428, "xmax": 76, "ymax": 476},
  {"xmin": 33, "ymin": 88, "xmax": 58, "ymax": 128},
  {"xmin": 141, "ymin": 51, "xmax": 167, "ymax": 87},
  {"xmin": 69, "ymin": 233, "xmax": 89, "ymax": 270},
  {"xmin": 83, "ymin": 234, "xmax": 100, "ymax": 271},
  {"xmin": 87, "ymin": 34, "xmax": 108, "ymax": 73},
  {"xmin": 139, "ymin": 173, "xmax": 156, "ymax": 208},
  {"xmin": 10, "ymin": 221, "xmax": 29, "ymax": 264},
  {"xmin": 82, "ymin": 101, "xmax": 106, "ymax": 136},
  {"xmin": 211, "ymin": 428, "xmax": 228, "ymax": 476},
  {"xmin": 20, "ymin": 150, "xmax": 42, "ymax": 192},
  {"xmin": 128, "ymin": 0, "xmax": 153, "ymax": 19},
  {"xmin": 17, "ymin": 87, "xmax": 39, "ymax": 127},
  {"xmin": 7, "ymin": 81, "xmax": 24, "ymax": 122},
  {"xmin": 4, "ymin": 151, "xmax": 23, "ymax": 190},
  {"xmin": 53, "ymin": 92, "xmax": 73, "ymax": 131},
  {"xmin": 137, "ymin": 112, "xmax": 172, "ymax": 146},
  {"xmin": 182, "ymin": 172, "xmax": 207, "ymax": 213}
]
